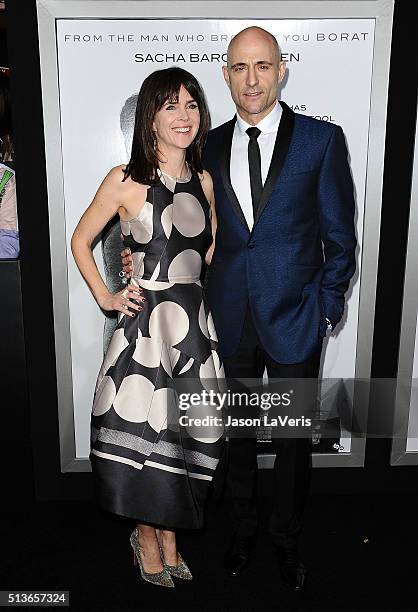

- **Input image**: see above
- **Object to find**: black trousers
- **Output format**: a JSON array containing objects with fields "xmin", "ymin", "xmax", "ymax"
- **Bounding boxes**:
[{"xmin": 222, "ymin": 305, "xmax": 322, "ymax": 549}]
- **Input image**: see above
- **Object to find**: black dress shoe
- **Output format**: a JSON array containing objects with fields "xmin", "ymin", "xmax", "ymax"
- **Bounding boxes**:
[
  {"xmin": 275, "ymin": 546, "xmax": 307, "ymax": 591},
  {"xmin": 225, "ymin": 535, "xmax": 255, "ymax": 576}
]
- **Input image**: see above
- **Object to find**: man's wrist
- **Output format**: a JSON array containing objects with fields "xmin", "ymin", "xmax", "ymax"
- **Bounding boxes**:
[{"xmin": 325, "ymin": 317, "xmax": 333, "ymax": 331}]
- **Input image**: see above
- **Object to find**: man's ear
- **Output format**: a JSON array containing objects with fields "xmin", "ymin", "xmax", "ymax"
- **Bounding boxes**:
[
  {"xmin": 278, "ymin": 61, "xmax": 287, "ymax": 83},
  {"xmin": 222, "ymin": 65, "xmax": 231, "ymax": 88}
]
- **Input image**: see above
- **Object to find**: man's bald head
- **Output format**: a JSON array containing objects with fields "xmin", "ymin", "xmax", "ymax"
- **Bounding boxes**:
[{"xmin": 227, "ymin": 26, "xmax": 282, "ymax": 68}]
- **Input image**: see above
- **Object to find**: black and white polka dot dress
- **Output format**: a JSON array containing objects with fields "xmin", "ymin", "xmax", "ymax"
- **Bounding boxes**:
[{"xmin": 89, "ymin": 166, "xmax": 225, "ymax": 529}]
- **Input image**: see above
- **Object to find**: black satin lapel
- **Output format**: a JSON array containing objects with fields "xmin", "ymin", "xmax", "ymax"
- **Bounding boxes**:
[
  {"xmin": 219, "ymin": 117, "xmax": 250, "ymax": 232},
  {"xmin": 253, "ymin": 101, "xmax": 295, "ymax": 226}
]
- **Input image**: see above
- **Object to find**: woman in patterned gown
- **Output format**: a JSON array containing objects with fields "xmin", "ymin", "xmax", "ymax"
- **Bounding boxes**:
[{"xmin": 71, "ymin": 68, "xmax": 224, "ymax": 587}]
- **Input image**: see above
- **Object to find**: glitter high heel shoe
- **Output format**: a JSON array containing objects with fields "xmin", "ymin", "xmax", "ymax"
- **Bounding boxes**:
[
  {"xmin": 156, "ymin": 534, "xmax": 193, "ymax": 580},
  {"xmin": 163, "ymin": 551, "xmax": 193, "ymax": 581},
  {"xmin": 130, "ymin": 528, "xmax": 174, "ymax": 588}
]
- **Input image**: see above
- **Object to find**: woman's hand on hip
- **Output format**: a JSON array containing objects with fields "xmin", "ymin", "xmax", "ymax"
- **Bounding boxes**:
[{"xmin": 97, "ymin": 284, "xmax": 145, "ymax": 317}]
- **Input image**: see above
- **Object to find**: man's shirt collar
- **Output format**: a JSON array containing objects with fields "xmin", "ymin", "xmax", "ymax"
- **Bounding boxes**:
[{"xmin": 236, "ymin": 100, "xmax": 282, "ymax": 136}]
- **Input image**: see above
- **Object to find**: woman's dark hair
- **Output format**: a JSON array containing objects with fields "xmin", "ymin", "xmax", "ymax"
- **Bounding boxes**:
[
  {"xmin": 0, "ymin": 72, "xmax": 13, "ymax": 162},
  {"xmin": 123, "ymin": 67, "xmax": 210, "ymax": 184}
]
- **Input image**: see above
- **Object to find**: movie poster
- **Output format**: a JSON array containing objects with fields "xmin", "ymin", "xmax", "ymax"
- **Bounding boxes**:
[{"xmin": 55, "ymin": 19, "xmax": 375, "ymax": 457}]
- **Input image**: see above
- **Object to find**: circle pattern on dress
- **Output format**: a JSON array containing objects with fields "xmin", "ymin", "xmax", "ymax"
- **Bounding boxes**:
[
  {"xmin": 198, "ymin": 301, "xmax": 209, "ymax": 339},
  {"xmin": 113, "ymin": 374, "xmax": 154, "ymax": 422},
  {"xmin": 186, "ymin": 401, "xmax": 224, "ymax": 444},
  {"xmin": 173, "ymin": 192, "xmax": 206, "ymax": 237},
  {"xmin": 149, "ymin": 301, "xmax": 189, "ymax": 345},
  {"xmin": 148, "ymin": 387, "xmax": 175, "ymax": 432},
  {"xmin": 207, "ymin": 313, "xmax": 218, "ymax": 341},
  {"xmin": 161, "ymin": 203, "xmax": 173, "ymax": 238},
  {"xmin": 168, "ymin": 249, "xmax": 201, "ymax": 280},
  {"xmin": 178, "ymin": 357, "xmax": 194, "ymax": 375},
  {"xmin": 92, "ymin": 375, "xmax": 116, "ymax": 416},
  {"xmin": 131, "ymin": 201, "xmax": 153, "ymax": 243},
  {"xmin": 138, "ymin": 279, "xmax": 175, "ymax": 291},
  {"xmin": 133, "ymin": 337, "xmax": 162, "ymax": 368},
  {"xmin": 100, "ymin": 328, "xmax": 129, "ymax": 373},
  {"xmin": 150, "ymin": 261, "xmax": 161, "ymax": 281},
  {"xmin": 160, "ymin": 344, "xmax": 181, "ymax": 376},
  {"xmin": 199, "ymin": 352, "xmax": 223, "ymax": 394}
]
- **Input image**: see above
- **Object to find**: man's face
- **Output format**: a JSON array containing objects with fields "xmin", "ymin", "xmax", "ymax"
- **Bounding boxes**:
[{"xmin": 222, "ymin": 31, "xmax": 286, "ymax": 124}]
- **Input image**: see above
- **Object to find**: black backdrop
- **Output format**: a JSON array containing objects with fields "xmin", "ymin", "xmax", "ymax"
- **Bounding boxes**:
[{"xmin": 3, "ymin": 0, "xmax": 417, "ymax": 508}]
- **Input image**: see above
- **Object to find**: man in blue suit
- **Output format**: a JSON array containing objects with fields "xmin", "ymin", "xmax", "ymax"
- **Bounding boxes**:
[
  {"xmin": 202, "ymin": 26, "xmax": 356, "ymax": 590},
  {"xmin": 122, "ymin": 25, "xmax": 356, "ymax": 591}
]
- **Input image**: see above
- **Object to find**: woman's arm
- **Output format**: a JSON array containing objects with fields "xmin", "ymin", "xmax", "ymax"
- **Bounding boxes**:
[
  {"xmin": 71, "ymin": 166, "xmax": 145, "ymax": 316},
  {"xmin": 200, "ymin": 170, "xmax": 217, "ymax": 266}
]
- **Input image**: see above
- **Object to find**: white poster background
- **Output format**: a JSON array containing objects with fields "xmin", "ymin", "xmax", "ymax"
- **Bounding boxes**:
[{"xmin": 56, "ymin": 19, "xmax": 375, "ymax": 457}]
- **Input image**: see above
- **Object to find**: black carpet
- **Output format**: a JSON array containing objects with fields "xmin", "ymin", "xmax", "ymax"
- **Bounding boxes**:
[{"xmin": 1, "ymin": 493, "xmax": 418, "ymax": 611}]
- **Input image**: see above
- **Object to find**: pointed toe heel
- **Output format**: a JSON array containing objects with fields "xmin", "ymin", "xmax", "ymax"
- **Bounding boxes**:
[
  {"xmin": 130, "ymin": 529, "xmax": 174, "ymax": 588},
  {"xmin": 164, "ymin": 552, "xmax": 193, "ymax": 580}
]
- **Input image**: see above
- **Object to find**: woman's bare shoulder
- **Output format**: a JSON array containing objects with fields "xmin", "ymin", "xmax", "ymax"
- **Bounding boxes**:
[
  {"xmin": 105, "ymin": 164, "xmax": 127, "ymax": 186},
  {"xmin": 104, "ymin": 165, "xmax": 147, "ymax": 196}
]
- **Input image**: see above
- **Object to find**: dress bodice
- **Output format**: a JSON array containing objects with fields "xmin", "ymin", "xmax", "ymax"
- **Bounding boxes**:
[{"xmin": 120, "ymin": 167, "xmax": 212, "ymax": 284}]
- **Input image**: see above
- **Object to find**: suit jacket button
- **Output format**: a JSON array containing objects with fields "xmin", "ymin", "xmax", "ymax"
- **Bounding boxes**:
[{"xmin": 248, "ymin": 242, "xmax": 255, "ymax": 249}]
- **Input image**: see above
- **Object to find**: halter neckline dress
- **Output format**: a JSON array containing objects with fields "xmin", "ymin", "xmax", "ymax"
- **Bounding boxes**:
[{"xmin": 89, "ymin": 165, "xmax": 225, "ymax": 529}]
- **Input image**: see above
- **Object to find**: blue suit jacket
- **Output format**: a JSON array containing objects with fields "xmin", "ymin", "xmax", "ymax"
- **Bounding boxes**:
[{"xmin": 203, "ymin": 101, "xmax": 357, "ymax": 364}]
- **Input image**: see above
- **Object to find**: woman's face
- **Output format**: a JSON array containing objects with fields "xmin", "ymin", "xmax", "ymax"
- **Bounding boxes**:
[{"xmin": 152, "ymin": 84, "xmax": 200, "ymax": 153}]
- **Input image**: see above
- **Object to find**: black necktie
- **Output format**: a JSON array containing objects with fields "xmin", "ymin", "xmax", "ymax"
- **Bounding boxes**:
[{"xmin": 246, "ymin": 126, "xmax": 263, "ymax": 219}]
